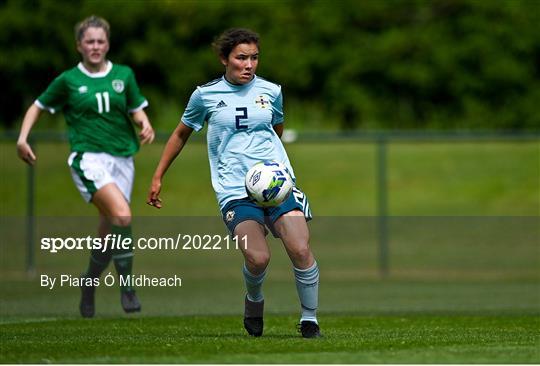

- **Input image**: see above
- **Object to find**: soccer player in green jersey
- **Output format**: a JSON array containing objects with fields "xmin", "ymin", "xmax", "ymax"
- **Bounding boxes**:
[{"xmin": 16, "ymin": 15, "xmax": 154, "ymax": 318}]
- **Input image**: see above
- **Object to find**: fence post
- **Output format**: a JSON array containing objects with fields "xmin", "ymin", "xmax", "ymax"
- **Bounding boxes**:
[
  {"xmin": 26, "ymin": 141, "xmax": 36, "ymax": 277},
  {"xmin": 376, "ymin": 136, "xmax": 389, "ymax": 277}
]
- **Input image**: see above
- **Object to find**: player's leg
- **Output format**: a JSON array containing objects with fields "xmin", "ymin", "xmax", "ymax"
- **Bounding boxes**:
[
  {"xmin": 236, "ymin": 220, "xmax": 270, "ymax": 276},
  {"xmin": 236, "ymin": 219, "xmax": 270, "ymax": 299},
  {"xmin": 270, "ymin": 187, "xmax": 320, "ymax": 338},
  {"xmin": 82, "ymin": 187, "xmax": 131, "ymax": 285},
  {"xmin": 92, "ymin": 183, "xmax": 140, "ymax": 313},
  {"xmin": 235, "ymin": 220, "xmax": 269, "ymax": 337},
  {"xmin": 273, "ymin": 210, "xmax": 320, "ymax": 338},
  {"xmin": 223, "ymin": 200, "xmax": 269, "ymax": 336},
  {"xmin": 68, "ymin": 152, "xmax": 113, "ymax": 317},
  {"xmin": 79, "ymin": 214, "xmax": 112, "ymax": 318},
  {"xmin": 82, "ymin": 215, "xmax": 112, "ymax": 279},
  {"xmin": 69, "ymin": 152, "xmax": 140, "ymax": 315}
]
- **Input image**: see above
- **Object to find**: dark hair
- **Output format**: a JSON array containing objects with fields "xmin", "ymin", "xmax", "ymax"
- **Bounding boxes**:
[
  {"xmin": 212, "ymin": 28, "xmax": 259, "ymax": 59},
  {"xmin": 74, "ymin": 15, "xmax": 110, "ymax": 42}
]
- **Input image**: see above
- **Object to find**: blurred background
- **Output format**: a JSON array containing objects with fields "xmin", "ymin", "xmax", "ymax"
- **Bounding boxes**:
[
  {"xmin": 0, "ymin": 0, "xmax": 538, "ymax": 319},
  {"xmin": 1, "ymin": 0, "xmax": 540, "ymax": 131}
]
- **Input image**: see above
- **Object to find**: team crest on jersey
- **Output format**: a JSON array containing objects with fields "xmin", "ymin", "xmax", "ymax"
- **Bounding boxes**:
[
  {"xmin": 255, "ymin": 95, "xmax": 270, "ymax": 109},
  {"xmin": 225, "ymin": 210, "xmax": 235, "ymax": 223},
  {"xmin": 112, "ymin": 80, "xmax": 124, "ymax": 93}
]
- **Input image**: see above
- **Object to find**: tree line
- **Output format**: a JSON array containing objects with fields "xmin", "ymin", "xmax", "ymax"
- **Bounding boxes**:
[{"xmin": 1, "ymin": 0, "xmax": 539, "ymax": 130}]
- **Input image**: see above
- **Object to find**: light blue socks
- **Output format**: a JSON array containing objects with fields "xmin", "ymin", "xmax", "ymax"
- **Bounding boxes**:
[
  {"xmin": 293, "ymin": 261, "xmax": 320, "ymax": 323},
  {"xmin": 243, "ymin": 263, "xmax": 266, "ymax": 302}
]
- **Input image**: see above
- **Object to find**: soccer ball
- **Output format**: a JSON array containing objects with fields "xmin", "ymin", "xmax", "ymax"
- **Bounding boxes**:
[{"xmin": 245, "ymin": 161, "xmax": 294, "ymax": 207}]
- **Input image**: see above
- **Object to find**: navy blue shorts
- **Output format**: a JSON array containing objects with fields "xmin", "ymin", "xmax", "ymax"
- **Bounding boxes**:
[{"xmin": 221, "ymin": 187, "xmax": 312, "ymax": 237}]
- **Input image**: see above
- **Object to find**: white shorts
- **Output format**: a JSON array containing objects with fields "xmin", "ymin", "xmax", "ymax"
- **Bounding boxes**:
[{"xmin": 68, "ymin": 152, "xmax": 134, "ymax": 203}]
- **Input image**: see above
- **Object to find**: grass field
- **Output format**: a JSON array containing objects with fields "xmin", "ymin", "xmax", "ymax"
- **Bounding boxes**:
[
  {"xmin": 1, "ymin": 139, "xmax": 538, "ymax": 216},
  {"xmin": 1, "ymin": 138, "xmax": 539, "ymax": 363},
  {"xmin": 2, "ymin": 315, "xmax": 538, "ymax": 363}
]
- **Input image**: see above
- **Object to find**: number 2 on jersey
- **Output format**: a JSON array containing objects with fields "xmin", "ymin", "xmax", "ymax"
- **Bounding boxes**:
[
  {"xmin": 95, "ymin": 92, "xmax": 110, "ymax": 113},
  {"xmin": 235, "ymin": 107, "xmax": 248, "ymax": 129}
]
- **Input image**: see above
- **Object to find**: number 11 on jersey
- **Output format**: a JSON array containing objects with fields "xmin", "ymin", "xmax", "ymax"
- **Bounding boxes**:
[{"xmin": 95, "ymin": 92, "xmax": 110, "ymax": 113}]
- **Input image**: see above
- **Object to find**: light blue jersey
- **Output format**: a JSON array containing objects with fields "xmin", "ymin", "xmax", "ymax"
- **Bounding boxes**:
[{"xmin": 182, "ymin": 75, "xmax": 295, "ymax": 209}]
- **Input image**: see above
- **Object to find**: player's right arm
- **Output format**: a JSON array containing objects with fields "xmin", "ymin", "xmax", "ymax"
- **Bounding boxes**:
[
  {"xmin": 18, "ymin": 73, "xmax": 67, "ymax": 165},
  {"xmin": 16, "ymin": 104, "xmax": 43, "ymax": 165},
  {"xmin": 147, "ymin": 122, "xmax": 194, "ymax": 209},
  {"xmin": 148, "ymin": 88, "xmax": 206, "ymax": 208}
]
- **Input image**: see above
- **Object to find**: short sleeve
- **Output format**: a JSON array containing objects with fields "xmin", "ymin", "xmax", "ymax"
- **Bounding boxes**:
[
  {"xmin": 181, "ymin": 88, "xmax": 207, "ymax": 132},
  {"xmin": 125, "ymin": 67, "xmax": 148, "ymax": 112},
  {"xmin": 35, "ymin": 74, "xmax": 68, "ymax": 114},
  {"xmin": 271, "ymin": 88, "xmax": 284, "ymax": 125}
]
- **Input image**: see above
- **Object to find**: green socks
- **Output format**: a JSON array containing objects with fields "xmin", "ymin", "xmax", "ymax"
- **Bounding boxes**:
[{"xmin": 110, "ymin": 224, "xmax": 134, "ymax": 292}]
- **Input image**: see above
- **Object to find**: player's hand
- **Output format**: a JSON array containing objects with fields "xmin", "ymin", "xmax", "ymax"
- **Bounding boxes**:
[
  {"xmin": 139, "ymin": 120, "xmax": 155, "ymax": 145},
  {"xmin": 147, "ymin": 178, "xmax": 163, "ymax": 208},
  {"xmin": 16, "ymin": 141, "xmax": 36, "ymax": 165}
]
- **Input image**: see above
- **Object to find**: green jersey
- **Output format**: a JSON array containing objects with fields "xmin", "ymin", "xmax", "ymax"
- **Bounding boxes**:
[{"xmin": 36, "ymin": 61, "xmax": 148, "ymax": 156}]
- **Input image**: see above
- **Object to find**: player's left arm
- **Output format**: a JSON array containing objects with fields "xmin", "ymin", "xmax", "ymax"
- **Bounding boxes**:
[
  {"xmin": 125, "ymin": 67, "xmax": 154, "ymax": 144},
  {"xmin": 131, "ymin": 109, "xmax": 155, "ymax": 145}
]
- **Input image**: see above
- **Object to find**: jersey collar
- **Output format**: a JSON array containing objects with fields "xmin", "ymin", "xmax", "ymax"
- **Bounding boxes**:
[
  {"xmin": 222, "ymin": 74, "xmax": 257, "ymax": 88},
  {"xmin": 77, "ymin": 61, "xmax": 113, "ymax": 78}
]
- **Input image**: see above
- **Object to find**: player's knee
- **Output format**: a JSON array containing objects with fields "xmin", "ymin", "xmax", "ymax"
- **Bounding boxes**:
[
  {"xmin": 289, "ymin": 243, "xmax": 312, "ymax": 263},
  {"xmin": 109, "ymin": 213, "xmax": 131, "ymax": 227},
  {"xmin": 246, "ymin": 252, "xmax": 270, "ymax": 272}
]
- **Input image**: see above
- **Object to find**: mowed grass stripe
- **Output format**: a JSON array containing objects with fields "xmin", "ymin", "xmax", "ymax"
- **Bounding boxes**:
[{"xmin": 1, "ymin": 315, "xmax": 538, "ymax": 363}]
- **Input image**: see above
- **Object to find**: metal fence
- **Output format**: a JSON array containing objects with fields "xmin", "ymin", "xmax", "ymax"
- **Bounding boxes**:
[{"xmin": 2, "ymin": 130, "xmax": 539, "ymax": 277}]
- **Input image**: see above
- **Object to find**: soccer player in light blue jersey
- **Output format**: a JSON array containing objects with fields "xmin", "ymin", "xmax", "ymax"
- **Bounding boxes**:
[{"xmin": 148, "ymin": 28, "xmax": 320, "ymax": 338}]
